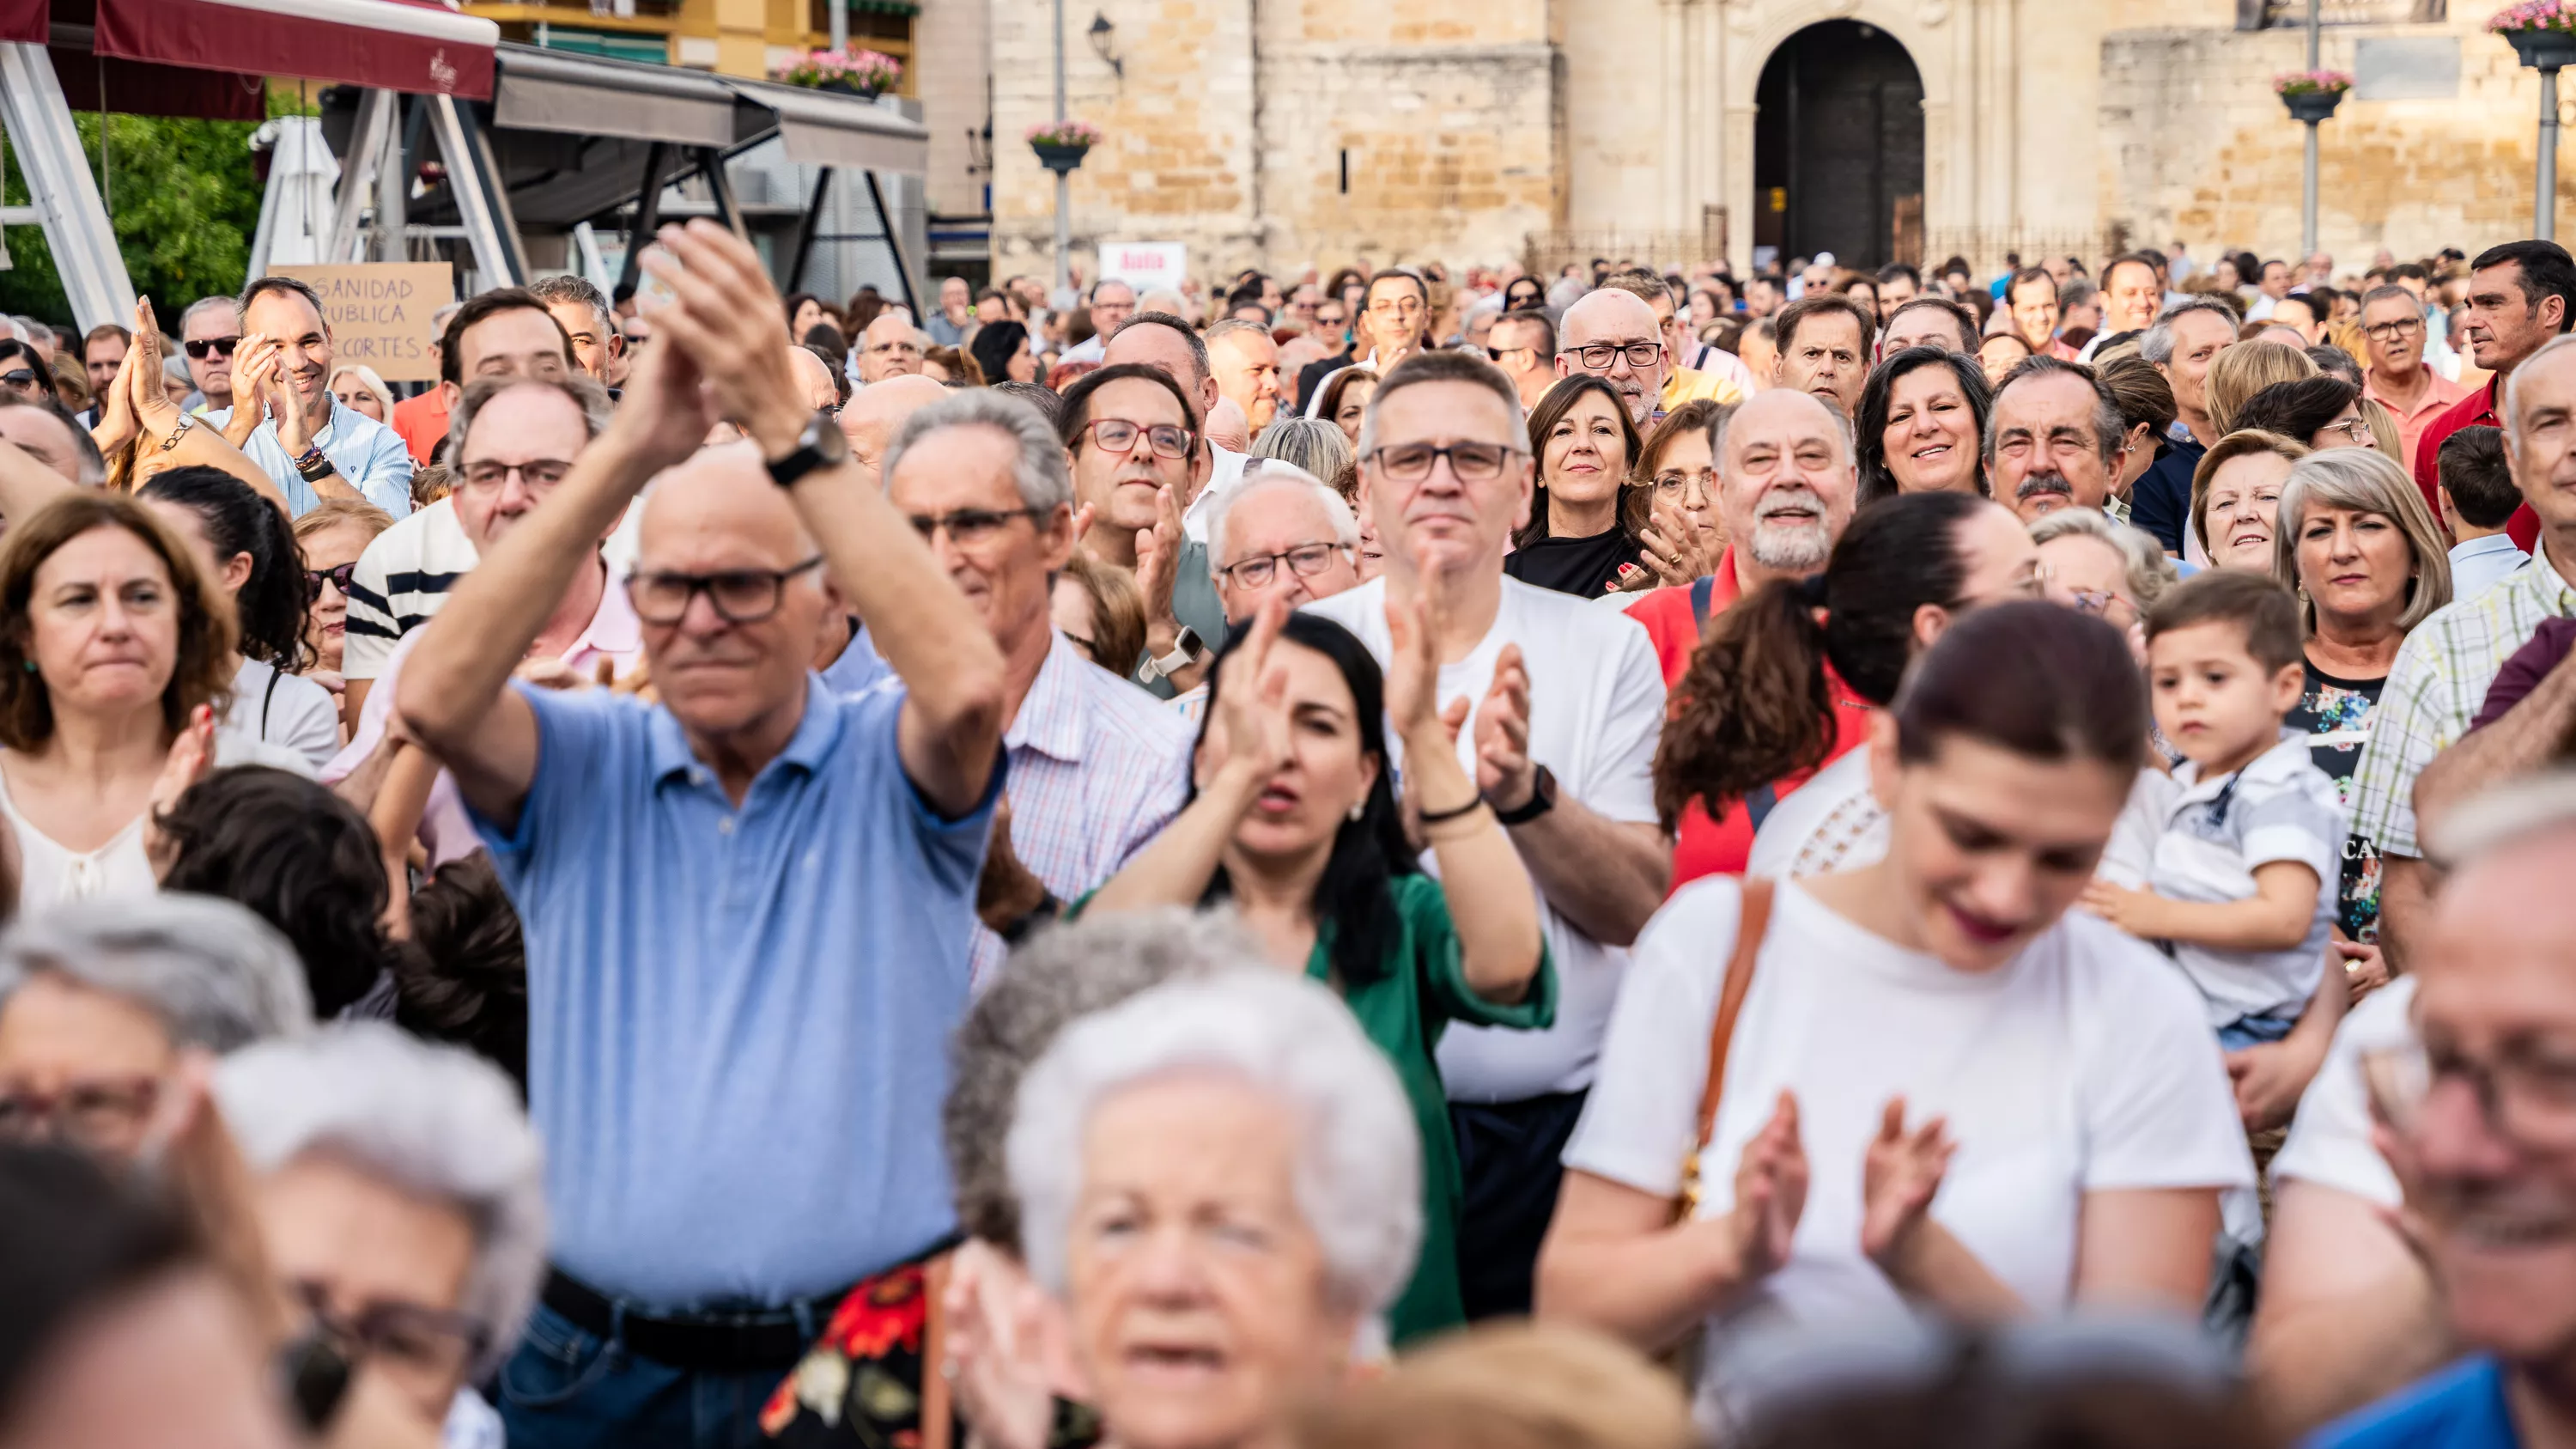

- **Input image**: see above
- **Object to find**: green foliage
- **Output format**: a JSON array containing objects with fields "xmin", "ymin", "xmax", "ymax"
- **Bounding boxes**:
[{"xmin": 0, "ymin": 88, "xmax": 315, "ymax": 327}]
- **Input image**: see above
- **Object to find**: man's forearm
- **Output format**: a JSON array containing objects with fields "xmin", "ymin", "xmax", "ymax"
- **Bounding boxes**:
[
  {"xmin": 1509, "ymin": 803, "xmax": 1670, "ymax": 947},
  {"xmin": 2413, "ymin": 654, "xmax": 2576, "ymax": 833},
  {"xmin": 398, "ymin": 439, "xmax": 647, "ymax": 744}
]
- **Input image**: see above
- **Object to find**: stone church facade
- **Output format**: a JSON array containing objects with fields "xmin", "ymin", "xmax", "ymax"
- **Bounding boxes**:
[{"xmin": 975, "ymin": 0, "xmax": 2573, "ymax": 279}]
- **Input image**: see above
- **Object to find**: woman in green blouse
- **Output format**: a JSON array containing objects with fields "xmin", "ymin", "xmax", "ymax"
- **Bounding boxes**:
[{"xmin": 1083, "ymin": 597, "xmax": 1552, "ymax": 1344}]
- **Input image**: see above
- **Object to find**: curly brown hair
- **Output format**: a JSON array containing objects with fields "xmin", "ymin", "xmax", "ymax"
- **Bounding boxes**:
[{"xmin": 0, "ymin": 492, "xmax": 237, "ymax": 751}]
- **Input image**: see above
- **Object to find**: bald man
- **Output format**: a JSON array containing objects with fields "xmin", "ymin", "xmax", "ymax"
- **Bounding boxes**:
[
  {"xmin": 854, "ymin": 312, "xmax": 927, "ymax": 385},
  {"xmin": 1555, "ymin": 288, "xmax": 1670, "ymax": 426},
  {"xmin": 398, "ymin": 220, "xmax": 1008, "ymax": 1449},
  {"xmin": 788, "ymin": 346, "xmax": 841, "ymax": 415}
]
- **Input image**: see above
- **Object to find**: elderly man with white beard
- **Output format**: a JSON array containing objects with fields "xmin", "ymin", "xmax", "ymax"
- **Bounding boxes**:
[{"xmin": 1986, "ymin": 355, "xmax": 2126, "ymax": 525}]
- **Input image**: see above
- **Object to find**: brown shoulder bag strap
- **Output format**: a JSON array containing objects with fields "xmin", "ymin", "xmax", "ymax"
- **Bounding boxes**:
[{"xmin": 1674, "ymin": 877, "xmax": 1775, "ymax": 1221}]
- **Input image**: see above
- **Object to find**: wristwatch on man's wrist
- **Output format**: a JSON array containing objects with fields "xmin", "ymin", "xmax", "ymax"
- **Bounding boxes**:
[
  {"xmin": 1489, "ymin": 764, "xmax": 1558, "ymax": 826},
  {"xmin": 1139, "ymin": 625, "xmax": 1204, "ymax": 684},
  {"xmin": 764, "ymin": 411, "xmax": 848, "ymax": 489}
]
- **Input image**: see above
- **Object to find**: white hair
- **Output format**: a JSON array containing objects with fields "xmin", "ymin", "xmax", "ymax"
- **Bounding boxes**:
[
  {"xmin": 1205, "ymin": 463, "xmax": 1360, "ymax": 581},
  {"xmin": 0, "ymin": 894, "xmax": 311, "ymax": 1052},
  {"xmin": 1007, "ymin": 971, "xmax": 1421, "ymax": 1319},
  {"xmin": 2505, "ymin": 332, "xmax": 2576, "ymax": 447},
  {"xmin": 216, "ymin": 1022, "xmax": 547, "ymax": 1376},
  {"xmin": 882, "ymin": 387, "xmax": 1072, "ymax": 512}
]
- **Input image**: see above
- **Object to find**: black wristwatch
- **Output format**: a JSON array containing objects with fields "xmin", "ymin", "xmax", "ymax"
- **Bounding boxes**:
[
  {"xmin": 765, "ymin": 411, "xmax": 848, "ymax": 489},
  {"xmin": 1490, "ymin": 764, "xmax": 1558, "ymax": 826}
]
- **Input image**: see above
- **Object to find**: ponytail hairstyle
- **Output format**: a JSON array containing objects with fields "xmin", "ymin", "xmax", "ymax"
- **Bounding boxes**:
[
  {"xmin": 1191, "ymin": 611, "xmax": 1415, "ymax": 988},
  {"xmin": 138, "ymin": 466, "xmax": 307, "ymax": 668},
  {"xmin": 1652, "ymin": 490, "xmax": 1995, "ymax": 831},
  {"xmin": 1893, "ymin": 599, "xmax": 2147, "ymax": 777}
]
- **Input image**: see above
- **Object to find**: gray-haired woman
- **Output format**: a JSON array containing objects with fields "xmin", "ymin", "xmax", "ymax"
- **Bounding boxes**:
[
  {"xmin": 1006, "ymin": 970, "xmax": 1421, "ymax": 1449},
  {"xmin": 217, "ymin": 1021, "xmax": 545, "ymax": 1447}
]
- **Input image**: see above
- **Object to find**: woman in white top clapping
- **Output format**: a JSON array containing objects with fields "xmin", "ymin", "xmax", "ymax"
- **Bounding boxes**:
[
  {"xmin": 0, "ymin": 493, "xmax": 240, "ymax": 905},
  {"xmin": 1536, "ymin": 602, "xmax": 2253, "ymax": 1426}
]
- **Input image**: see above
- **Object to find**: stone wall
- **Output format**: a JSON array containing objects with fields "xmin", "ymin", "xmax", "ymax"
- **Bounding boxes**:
[{"xmin": 2101, "ymin": 15, "xmax": 2576, "ymax": 261}]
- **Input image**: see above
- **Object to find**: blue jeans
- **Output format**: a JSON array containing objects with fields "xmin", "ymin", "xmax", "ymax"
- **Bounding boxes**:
[
  {"xmin": 495, "ymin": 1302, "xmax": 805, "ymax": 1449},
  {"xmin": 2216, "ymin": 1009, "xmax": 2301, "ymax": 1052}
]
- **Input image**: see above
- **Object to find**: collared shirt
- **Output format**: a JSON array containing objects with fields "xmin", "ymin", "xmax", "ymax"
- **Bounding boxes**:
[
  {"xmin": 210, "ymin": 393, "xmax": 416, "ymax": 518},
  {"xmin": 2449, "ymin": 532, "xmax": 2531, "ymax": 601},
  {"xmin": 2152, "ymin": 730, "xmax": 2345, "ymax": 1028},
  {"xmin": 2362, "ymin": 368, "xmax": 2470, "ymax": 474},
  {"xmin": 1180, "ymin": 446, "xmax": 1252, "ymax": 544},
  {"xmin": 2409, "ymin": 377, "xmax": 2540, "ymax": 554},
  {"xmin": 2308, "ymin": 1355, "xmax": 2518, "ymax": 1449},
  {"xmin": 474, "ymin": 676, "xmax": 1001, "ymax": 1306},
  {"xmin": 2348, "ymin": 548, "xmax": 2576, "ymax": 862},
  {"xmin": 969, "ymin": 629, "xmax": 1191, "ymax": 981},
  {"xmin": 325, "ymin": 563, "xmax": 644, "ymax": 868}
]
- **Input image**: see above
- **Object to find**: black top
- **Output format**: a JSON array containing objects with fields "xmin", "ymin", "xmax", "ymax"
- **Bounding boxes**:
[{"xmin": 1503, "ymin": 529, "xmax": 1640, "ymax": 598}]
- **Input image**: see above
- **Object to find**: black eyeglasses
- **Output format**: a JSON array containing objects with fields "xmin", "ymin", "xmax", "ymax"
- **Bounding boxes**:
[
  {"xmin": 283, "ymin": 1279, "xmax": 488, "ymax": 1397},
  {"xmin": 1567, "ymin": 340, "xmax": 1664, "ymax": 370},
  {"xmin": 1217, "ymin": 541, "xmax": 1352, "ymax": 588},
  {"xmin": 182, "ymin": 336, "xmax": 242, "ymax": 360},
  {"xmin": 1081, "ymin": 418, "xmax": 1193, "ymax": 460},
  {"xmin": 460, "ymin": 460, "xmax": 574, "ymax": 491},
  {"xmin": 1367, "ymin": 441, "xmax": 1522, "ymax": 484},
  {"xmin": 305, "ymin": 562, "xmax": 360, "ymax": 600},
  {"xmin": 907, "ymin": 506, "xmax": 1048, "ymax": 545},
  {"xmin": 626, "ymin": 556, "xmax": 826, "ymax": 624}
]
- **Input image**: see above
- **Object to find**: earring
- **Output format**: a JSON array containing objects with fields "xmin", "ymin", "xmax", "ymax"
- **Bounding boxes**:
[
  {"xmin": 1348, "ymin": 801, "xmax": 1364, "ymax": 822},
  {"xmin": 18, "ymin": 660, "xmax": 30, "ymax": 673}
]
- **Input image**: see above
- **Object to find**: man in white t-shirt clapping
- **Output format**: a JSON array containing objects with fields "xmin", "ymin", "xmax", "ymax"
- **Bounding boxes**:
[{"xmin": 1303, "ymin": 349, "xmax": 1670, "ymax": 1319}]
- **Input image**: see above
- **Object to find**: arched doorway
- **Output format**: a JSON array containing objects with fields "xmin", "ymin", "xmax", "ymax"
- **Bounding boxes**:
[{"xmin": 1752, "ymin": 21, "xmax": 1924, "ymax": 271}]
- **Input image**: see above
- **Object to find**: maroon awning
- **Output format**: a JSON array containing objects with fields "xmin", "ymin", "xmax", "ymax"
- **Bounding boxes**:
[
  {"xmin": 91, "ymin": 0, "xmax": 498, "ymax": 100},
  {"xmin": 0, "ymin": 0, "xmax": 42, "ymax": 43}
]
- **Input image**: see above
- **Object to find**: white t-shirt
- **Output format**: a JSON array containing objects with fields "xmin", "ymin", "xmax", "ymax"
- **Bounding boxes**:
[
  {"xmin": 1304, "ymin": 575, "xmax": 1667, "ymax": 1099},
  {"xmin": 2272, "ymin": 975, "xmax": 2415, "ymax": 1209},
  {"xmin": 0, "ymin": 729, "xmax": 313, "ymax": 908},
  {"xmin": 225, "ymin": 658, "xmax": 342, "ymax": 771},
  {"xmin": 1565, "ymin": 876, "xmax": 2252, "ymax": 1419}
]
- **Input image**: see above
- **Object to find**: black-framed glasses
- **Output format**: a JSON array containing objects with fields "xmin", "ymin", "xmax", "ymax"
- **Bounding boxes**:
[
  {"xmin": 1488, "ymin": 345, "xmax": 1537, "ymax": 366},
  {"xmin": 1081, "ymin": 418, "xmax": 1192, "ymax": 460},
  {"xmin": 1368, "ymin": 441, "xmax": 1522, "ymax": 484},
  {"xmin": 1217, "ymin": 541, "xmax": 1352, "ymax": 589},
  {"xmin": 1568, "ymin": 340, "xmax": 1664, "ymax": 370},
  {"xmin": 283, "ymin": 1279, "xmax": 488, "ymax": 1397},
  {"xmin": 306, "ymin": 562, "xmax": 360, "ymax": 600},
  {"xmin": 183, "ymin": 336, "xmax": 241, "ymax": 360},
  {"xmin": 907, "ymin": 506, "xmax": 1048, "ymax": 546},
  {"xmin": 626, "ymin": 556, "xmax": 826, "ymax": 624},
  {"xmin": 2365, "ymin": 1034, "xmax": 2576, "ymax": 1154},
  {"xmin": 460, "ymin": 459, "xmax": 574, "ymax": 491}
]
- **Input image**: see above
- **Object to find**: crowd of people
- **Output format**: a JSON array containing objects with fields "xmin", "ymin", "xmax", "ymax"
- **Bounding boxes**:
[{"xmin": 0, "ymin": 220, "xmax": 2573, "ymax": 1449}]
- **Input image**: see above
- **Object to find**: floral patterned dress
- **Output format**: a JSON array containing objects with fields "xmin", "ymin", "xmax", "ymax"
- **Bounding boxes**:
[{"xmin": 2283, "ymin": 657, "xmax": 2386, "ymax": 940}]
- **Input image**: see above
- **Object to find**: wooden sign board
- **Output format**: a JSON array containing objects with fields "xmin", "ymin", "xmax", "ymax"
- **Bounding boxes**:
[{"xmin": 270, "ymin": 264, "xmax": 456, "ymax": 383}]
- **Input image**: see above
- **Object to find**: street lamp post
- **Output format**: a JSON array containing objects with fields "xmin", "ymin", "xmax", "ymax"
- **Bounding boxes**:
[
  {"xmin": 2304, "ymin": 0, "xmax": 2321, "ymax": 255},
  {"xmin": 1052, "ymin": 0, "xmax": 1070, "ymax": 293},
  {"xmin": 2502, "ymin": 21, "xmax": 2576, "ymax": 238}
]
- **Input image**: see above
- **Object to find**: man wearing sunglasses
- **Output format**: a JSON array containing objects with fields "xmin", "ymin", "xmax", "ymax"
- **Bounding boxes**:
[
  {"xmin": 398, "ymin": 220, "xmax": 1010, "ymax": 1448},
  {"xmin": 176, "ymin": 295, "xmax": 241, "ymax": 415},
  {"xmin": 884, "ymin": 389, "xmax": 1190, "ymax": 981},
  {"xmin": 1304, "ymin": 348, "xmax": 1672, "ymax": 1322},
  {"xmin": 2300, "ymin": 776, "xmax": 2576, "ymax": 1449}
]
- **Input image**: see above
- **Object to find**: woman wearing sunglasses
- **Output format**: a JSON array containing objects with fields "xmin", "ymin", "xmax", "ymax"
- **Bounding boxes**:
[
  {"xmin": 0, "ymin": 339, "xmax": 57, "ymax": 405},
  {"xmin": 292, "ymin": 498, "xmax": 395, "ymax": 732}
]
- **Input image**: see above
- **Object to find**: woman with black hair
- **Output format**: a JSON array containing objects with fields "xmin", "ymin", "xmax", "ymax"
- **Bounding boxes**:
[
  {"xmin": 1083, "ymin": 600, "xmax": 1551, "ymax": 1344},
  {"xmin": 969, "ymin": 319, "xmax": 1036, "ymax": 386},
  {"xmin": 1504, "ymin": 374, "xmax": 1649, "ymax": 596},
  {"xmin": 138, "ymin": 466, "xmax": 338, "ymax": 769},
  {"xmin": 1856, "ymin": 346, "xmax": 1992, "ymax": 502},
  {"xmin": 1656, "ymin": 491, "xmax": 2044, "ymax": 886},
  {"xmin": 152, "ymin": 764, "xmax": 407, "ymax": 1018},
  {"xmin": 0, "ymin": 339, "xmax": 55, "ymax": 404},
  {"xmin": 1542, "ymin": 602, "xmax": 2252, "ymax": 1425}
]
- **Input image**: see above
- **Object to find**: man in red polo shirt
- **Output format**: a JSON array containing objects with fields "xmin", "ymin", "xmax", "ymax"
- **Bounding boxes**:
[
  {"xmin": 2409, "ymin": 240, "xmax": 2576, "ymax": 555},
  {"xmin": 1619, "ymin": 388, "xmax": 1861, "ymax": 881}
]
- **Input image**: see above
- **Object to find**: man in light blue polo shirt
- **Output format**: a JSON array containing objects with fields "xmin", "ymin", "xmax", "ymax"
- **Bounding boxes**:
[
  {"xmin": 212, "ymin": 275, "xmax": 414, "ymax": 517},
  {"xmin": 398, "ymin": 220, "xmax": 1010, "ymax": 1449}
]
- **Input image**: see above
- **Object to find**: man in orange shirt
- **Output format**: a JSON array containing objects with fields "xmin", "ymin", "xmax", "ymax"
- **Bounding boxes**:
[
  {"xmin": 2359, "ymin": 283, "xmax": 2467, "ymax": 475},
  {"xmin": 390, "ymin": 301, "xmax": 462, "ymax": 465}
]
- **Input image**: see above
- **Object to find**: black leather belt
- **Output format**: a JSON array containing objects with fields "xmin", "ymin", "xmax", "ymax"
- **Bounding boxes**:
[{"xmin": 540, "ymin": 1269, "xmax": 837, "ymax": 1373}]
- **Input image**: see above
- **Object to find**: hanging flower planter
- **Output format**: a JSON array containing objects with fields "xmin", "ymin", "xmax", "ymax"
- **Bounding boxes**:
[
  {"xmin": 2494, "ymin": 1, "xmax": 2576, "ymax": 66},
  {"xmin": 1028, "ymin": 121, "xmax": 1103, "ymax": 174},
  {"xmin": 769, "ymin": 46, "xmax": 902, "ymax": 98},
  {"xmin": 2275, "ymin": 70, "xmax": 2352, "ymax": 123}
]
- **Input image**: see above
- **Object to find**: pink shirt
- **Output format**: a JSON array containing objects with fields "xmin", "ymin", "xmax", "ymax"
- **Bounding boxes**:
[
  {"xmin": 322, "ymin": 570, "xmax": 645, "ymax": 867},
  {"xmin": 2364, "ymin": 368, "xmax": 2472, "ymax": 475}
]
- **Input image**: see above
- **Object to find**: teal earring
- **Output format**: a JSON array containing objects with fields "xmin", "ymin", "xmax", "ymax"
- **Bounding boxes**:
[{"xmin": 18, "ymin": 660, "xmax": 31, "ymax": 673}]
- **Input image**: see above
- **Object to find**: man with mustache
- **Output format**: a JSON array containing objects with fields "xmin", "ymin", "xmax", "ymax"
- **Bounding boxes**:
[
  {"xmin": 2306, "ymin": 776, "xmax": 2576, "ymax": 1449},
  {"xmin": 1986, "ymin": 356, "xmax": 2123, "ymax": 525},
  {"xmin": 1304, "ymin": 348, "xmax": 1670, "ymax": 1322}
]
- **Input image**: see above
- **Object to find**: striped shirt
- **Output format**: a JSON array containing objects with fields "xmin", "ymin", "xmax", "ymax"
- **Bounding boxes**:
[
  {"xmin": 970, "ymin": 629, "xmax": 1193, "ymax": 982},
  {"xmin": 341, "ymin": 498, "xmax": 478, "ymax": 683},
  {"xmin": 2347, "ymin": 549, "xmax": 2576, "ymax": 862}
]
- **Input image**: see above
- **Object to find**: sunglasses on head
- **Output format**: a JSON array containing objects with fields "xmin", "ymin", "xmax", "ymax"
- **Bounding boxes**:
[{"xmin": 183, "ymin": 337, "xmax": 241, "ymax": 360}]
